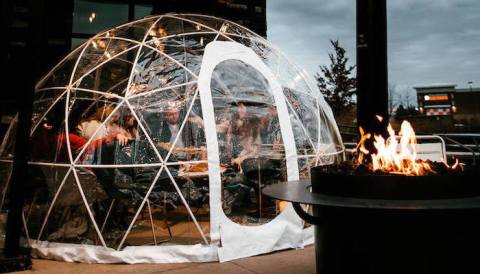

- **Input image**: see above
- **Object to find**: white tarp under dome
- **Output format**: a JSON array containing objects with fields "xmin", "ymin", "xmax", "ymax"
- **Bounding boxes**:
[{"xmin": 0, "ymin": 14, "xmax": 344, "ymax": 263}]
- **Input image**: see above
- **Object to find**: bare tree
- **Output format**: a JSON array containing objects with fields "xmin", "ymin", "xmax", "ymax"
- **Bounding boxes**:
[
  {"xmin": 404, "ymin": 91, "xmax": 411, "ymax": 108},
  {"xmin": 388, "ymin": 83, "xmax": 398, "ymax": 115}
]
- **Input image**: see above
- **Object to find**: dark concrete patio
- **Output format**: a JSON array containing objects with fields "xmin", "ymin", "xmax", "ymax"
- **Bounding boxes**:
[{"xmin": 14, "ymin": 246, "xmax": 315, "ymax": 274}]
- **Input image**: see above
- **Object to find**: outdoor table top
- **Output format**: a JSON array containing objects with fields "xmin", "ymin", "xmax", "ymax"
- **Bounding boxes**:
[{"xmin": 262, "ymin": 180, "xmax": 480, "ymax": 210}]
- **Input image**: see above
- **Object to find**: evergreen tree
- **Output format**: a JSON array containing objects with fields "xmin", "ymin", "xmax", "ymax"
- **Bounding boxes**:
[{"xmin": 315, "ymin": 40, "xmax": 356, "ymax": 116}]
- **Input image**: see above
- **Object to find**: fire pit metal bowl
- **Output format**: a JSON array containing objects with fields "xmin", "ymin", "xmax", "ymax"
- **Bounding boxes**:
[
  {"xmin": 262, "ymin": 165, "xmax": 480, "ymax": 274},
  {"xmin": 310, "ymin": 164, "xmax": 480, "ymax": 200}
]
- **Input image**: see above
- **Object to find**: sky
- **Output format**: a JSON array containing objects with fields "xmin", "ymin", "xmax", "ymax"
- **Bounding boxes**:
[{"xmin": 267, "ymin": 0, "xmax": 480, "ymax": 107}]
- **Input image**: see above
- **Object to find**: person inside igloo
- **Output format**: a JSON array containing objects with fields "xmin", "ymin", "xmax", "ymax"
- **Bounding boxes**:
[
  {"xmin": 0, "ymin": 14, "xmax": 344, "ymax": 263},
  {"xmin": 211, "ymin": 82, "xmax": 287, "ymax": 221}
]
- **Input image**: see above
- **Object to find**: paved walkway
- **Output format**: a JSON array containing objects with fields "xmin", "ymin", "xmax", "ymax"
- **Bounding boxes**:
[{"xmin": 15, "ymin": 246, "xmax": 315, "ymax": 274}]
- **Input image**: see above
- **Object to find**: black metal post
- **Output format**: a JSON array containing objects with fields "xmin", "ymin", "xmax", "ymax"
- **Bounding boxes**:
[
  {"xmin": 128, "ymin": 0, "xmax": 135, "ymax": 21},
  {"xmin": 356, "ymin": 0, "xmax": 389, "ymax": 136},
  {"xmin": 1, "ymin": 0, "xmax": 44, "ymax": 271},
  {"xmin": 0, "ymin": 0, "xmax": 14, "ymax": 119}
]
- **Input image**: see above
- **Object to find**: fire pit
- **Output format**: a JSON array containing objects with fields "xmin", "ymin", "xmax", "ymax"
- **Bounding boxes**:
[
  {"xmin": 316, "ymin": 120, "xmax": 477, "ymax": 200},
  {"xmin": 312, "ymin": 163, "xmax": 480, "ymax": 200},
  {"xmin": 263, "ymin": 121, "xmax": 480, "ymax": 274}
]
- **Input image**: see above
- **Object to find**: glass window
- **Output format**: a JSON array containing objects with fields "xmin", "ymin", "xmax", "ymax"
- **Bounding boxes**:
[
  {"xmin": 73, "ymin": 0, "xmax": 129, "ymax": 35},
  {"xmin": 134, "ymin": 4, "xmax": 153, "ymax": 20},
  {"xmin": 71, "ymin": 37, "xmax": 87, "ymax": 49}
]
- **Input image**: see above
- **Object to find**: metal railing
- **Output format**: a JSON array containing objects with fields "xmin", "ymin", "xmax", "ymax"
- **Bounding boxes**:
[{"xmin": 434, "ymin": 133, "xmax": 480, "ymax": 166}]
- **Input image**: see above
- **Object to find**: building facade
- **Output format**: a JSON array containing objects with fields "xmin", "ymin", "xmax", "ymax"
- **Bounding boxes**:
[{"xmin": 415, "ymin": 84, "xmax": 480, "ymax": 131}]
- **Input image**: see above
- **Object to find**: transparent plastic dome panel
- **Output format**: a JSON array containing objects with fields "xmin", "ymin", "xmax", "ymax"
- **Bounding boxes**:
[
  {"xmin": 0, "ymin": 14, "xmax": 343, "ymax": 262},
  {"xmin": 211, "ymin": 59, "xmax": 287, "ymax": 224}
]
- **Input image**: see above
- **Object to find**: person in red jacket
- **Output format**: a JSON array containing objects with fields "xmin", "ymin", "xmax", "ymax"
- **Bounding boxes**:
[{"xmin": 56, "ymin": 131, "xmax": 129, "ymax": 163}]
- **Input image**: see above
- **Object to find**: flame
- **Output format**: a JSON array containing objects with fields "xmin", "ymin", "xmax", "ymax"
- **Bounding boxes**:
[
  {"xmin": 356, "ymin": 120, "xmax": 441, "ymax": 176},
  {"xmin": 355, "ymin": 127, "xmax": 371, "ymax": 164},
  {"xmin": 451, "ymin": 158, "xmax": 464, "ymax": 171}
]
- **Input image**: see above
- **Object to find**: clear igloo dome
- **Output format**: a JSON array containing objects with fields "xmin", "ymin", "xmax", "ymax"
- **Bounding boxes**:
[{"xmin": 0, "ymin": 14, "xmax": 343, "ymax": 263}]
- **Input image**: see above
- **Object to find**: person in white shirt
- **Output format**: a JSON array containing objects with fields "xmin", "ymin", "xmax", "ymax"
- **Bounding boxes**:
[
  {"xmin": 157, "ymin": 102, "xmax": 204, "ymax": 159},
  {"xmin": 77, "ymin": 105, "xmax": 122, "ymax": 141}
]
